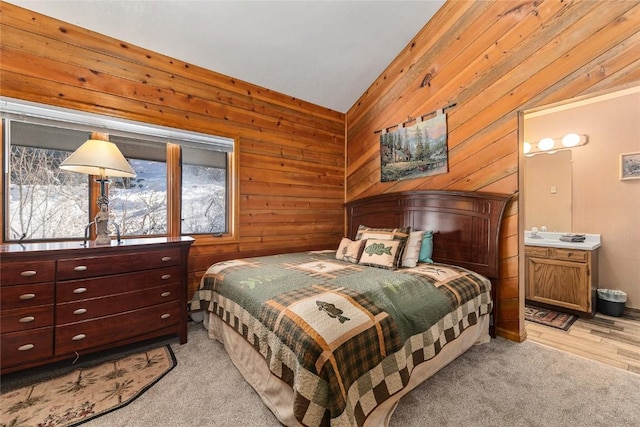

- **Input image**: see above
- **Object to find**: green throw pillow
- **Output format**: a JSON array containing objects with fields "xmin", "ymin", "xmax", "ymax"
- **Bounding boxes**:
[{"xmin": 418, "ymin": 231, "xmax": 434, "ymax": 263}]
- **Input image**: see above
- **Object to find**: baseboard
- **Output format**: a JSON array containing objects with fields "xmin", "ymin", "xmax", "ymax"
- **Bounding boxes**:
[
  {"xmin": 623, "ymin": 306, "xmax": 640, "ymax": 320},
  {"xmin": 496, "ymin": 326, "xmax": 527, "ymax": 343}
]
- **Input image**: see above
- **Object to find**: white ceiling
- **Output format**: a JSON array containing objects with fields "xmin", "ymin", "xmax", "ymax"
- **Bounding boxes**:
[{"xmin": 9, "ymin": 0, "xmax": 445, "ymax": 113}]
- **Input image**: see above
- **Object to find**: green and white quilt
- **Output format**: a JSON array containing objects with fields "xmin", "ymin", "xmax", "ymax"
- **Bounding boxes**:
[{"xmin": 191, "ymin": 250, "xmax": 491, "ymax": 426}]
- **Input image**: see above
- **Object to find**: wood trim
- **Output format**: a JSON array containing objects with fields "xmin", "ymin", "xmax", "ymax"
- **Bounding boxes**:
[{"xmin": 166, "ymin": 143, "xmax": 181, "ymax": 236}]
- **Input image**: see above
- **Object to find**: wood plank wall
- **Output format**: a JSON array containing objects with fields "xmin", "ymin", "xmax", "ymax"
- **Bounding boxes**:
[
  {"xmin": 0, "ymin": 3, "xmax": 346, "ymax": 298},
  {"xmin": 346, "ymin": 0, "xmax": 640, "ymax": 341}
]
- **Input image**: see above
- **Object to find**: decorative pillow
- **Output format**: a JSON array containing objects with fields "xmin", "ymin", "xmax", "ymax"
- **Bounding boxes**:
[
  {"xmin": 401, "ymin": 230, "xmax": 425, "ymax": 268},
  {"xmin": 355, "ymin": 225, "xmax": 411, "ymax": 242},
  {"xmin": 336, "ymin": 237, "xmax": 366, "ymax": 264},
  {"xmin": 418, "ymin": 230, "xmax": 434, "ymax": 263},
  {"xmin": 359, "ymin": 238, "xmax": 405, "ymax": 270}
]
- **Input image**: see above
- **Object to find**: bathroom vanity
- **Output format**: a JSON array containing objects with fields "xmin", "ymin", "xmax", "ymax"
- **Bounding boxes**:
[{"xmin": 524, "ymin": 231, "xmax": 601, "ymax": 316}]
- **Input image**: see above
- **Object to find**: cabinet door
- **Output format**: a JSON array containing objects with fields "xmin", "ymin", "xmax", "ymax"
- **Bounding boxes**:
[{"xmin": 527, "ymin": 257, "xmax": 589, "ymax": 312}]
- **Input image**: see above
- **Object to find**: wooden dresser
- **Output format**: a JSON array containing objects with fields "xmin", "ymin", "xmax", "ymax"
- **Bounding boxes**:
[{"xmin": 0, "ymin": 237, "xmax": 193, "ymax": 374}]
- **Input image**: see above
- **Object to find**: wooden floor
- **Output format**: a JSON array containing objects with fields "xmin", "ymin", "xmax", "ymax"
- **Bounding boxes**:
[{"xmin": 526, "ymin": 311, "xmax": 640, "ymax": 375}]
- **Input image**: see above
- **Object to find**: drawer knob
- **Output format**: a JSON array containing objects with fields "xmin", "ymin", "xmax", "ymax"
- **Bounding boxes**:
[
  {"xmin": 19, "ymin": 293, "xmax": 36, "ymax": 300},
  {"xmin": 19, "ymin": 316, "xmax": 35, "ymax": 323},
  {"xmin": 74, "ymin": 265, "xmax": 88, "ymax": 272},
  {"xmin": 18, "ymin": 344, "xmax": 35, "ymax": 351},
  {"xmin": 161, "ymin": 274, "xmax": 172, "ymax": 280},
  {"xmin": 20, "ymin": 270, "xmax": 37, "ymax": 277},
  {"xmin": 161, "ymin": 291, "xmax": 171, "ymax": 297},
  {"xmin": 73, "ymin": 287, "xmax": 88, "ymax": 294},
  {"xmin": 161, "ymin": 256, "xmax": 172, "ymax": 262},
  {"xmin": 72, "ymin": 334, "xmax": 86, "ymax": 341},
  {"xmin": 73, "ymin": 308, "xmax": 88, "ymax": 315},
  {"xmin": 161, "ymin": 313, "xmax": 171, "ymax": 319}
]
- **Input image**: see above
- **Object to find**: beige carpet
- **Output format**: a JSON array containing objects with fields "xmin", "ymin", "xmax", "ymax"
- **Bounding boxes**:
[{"xmin": 3, "ymin": 322, "xmax": 639, "ymax": 426}]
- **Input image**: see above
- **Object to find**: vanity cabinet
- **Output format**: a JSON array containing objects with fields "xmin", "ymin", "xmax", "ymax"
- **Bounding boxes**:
[
  {"xmin": 525, "ymin": 246, "xmax": 598, "ymax": 316},
  {"xmin": 0, "ymin": 237, "xmax": 193, "ymax": 374}
]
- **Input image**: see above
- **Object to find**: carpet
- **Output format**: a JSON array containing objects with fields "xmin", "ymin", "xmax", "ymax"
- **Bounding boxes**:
[
  {"xmin": 525, "ymin": 305, "xmax": 578, "ymax": 330},
  {"xmin": 0, "ymin": 345, "xmax": 176, "ymax": 427}
]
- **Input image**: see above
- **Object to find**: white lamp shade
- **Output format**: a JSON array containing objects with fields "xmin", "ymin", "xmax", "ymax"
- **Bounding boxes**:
[{"xmin": 60, "ymin": 139, "xmax": 136, "ymax": 178}]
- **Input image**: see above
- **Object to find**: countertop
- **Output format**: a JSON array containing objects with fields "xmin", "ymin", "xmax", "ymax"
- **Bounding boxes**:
[{"xmin": 524, "ymin": 231, "xmax": 601, "ymax": 250}]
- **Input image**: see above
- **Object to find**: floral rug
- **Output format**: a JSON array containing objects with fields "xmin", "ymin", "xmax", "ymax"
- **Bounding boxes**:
[
  {"xmin": 1, "ymin": 345, "xmax": 176, "ymax": 427},
  {"xmin": 525, "ymin": 305, "xmax": 578, "ymax": 331}
]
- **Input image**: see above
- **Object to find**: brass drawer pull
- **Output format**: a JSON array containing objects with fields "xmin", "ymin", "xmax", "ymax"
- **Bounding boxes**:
[
  {"xmin": 161, "ymin": 313, "xmax": 171, "ymax": 319},
  {"xmin": 74, "ymin": 265, "xmax": 88, "ymax": 272},
  {"xmin": 20, "ymin": 270, "xmax": 37, "ymax": 277},
  {"xmin": 161, "ymin": 274, "xmax": 171, "ymax": 280},
  {"xmin": 161, "ymin": 291, "xmax": 171, "ymax": 297},
  {"xmin": 161, "ymin": 256, "xmax": 172, "ymax": 262},
  {"xmin": 73, "ymin": 308, "xmax": 87, "ymax": 315},
  {"xmin": 19, "ymin": 316, "xmax": 35, "ymax": 323},
  {"xmin": 18, "ymin": 344, "xmax": 35, "ymax": 351},
  {"xmin": 72, "ymin": 334, "xmax": 86, "ymax": 341},
  {"xmin": 73, "ymin": 287, "xmax": 87, "ymax": 294},
  {"xmin": 19, "ymin": 293, "xmax": 36, "ymax": 300}
]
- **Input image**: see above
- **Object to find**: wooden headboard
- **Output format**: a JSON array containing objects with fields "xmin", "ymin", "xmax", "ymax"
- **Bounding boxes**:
[{"xmin": 345, "ymin": 190, "xmax": 511, "ymax": 281}]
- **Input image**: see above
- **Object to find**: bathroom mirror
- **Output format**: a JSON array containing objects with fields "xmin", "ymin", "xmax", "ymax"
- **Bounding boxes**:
[{"xmin": 523, "ymin": 150, "xmax": 572, "ymax": 232}]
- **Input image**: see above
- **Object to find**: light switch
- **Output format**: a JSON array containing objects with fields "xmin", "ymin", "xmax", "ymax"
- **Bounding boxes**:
[{"xmin": 550, "ymin": 185, "xmax": 557, "ymax": 194}]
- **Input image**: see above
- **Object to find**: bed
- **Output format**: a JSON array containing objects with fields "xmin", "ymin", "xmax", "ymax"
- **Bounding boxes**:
[{"xmin": 190, "ymin": 190, "xmax": 510, "ymax": 427}]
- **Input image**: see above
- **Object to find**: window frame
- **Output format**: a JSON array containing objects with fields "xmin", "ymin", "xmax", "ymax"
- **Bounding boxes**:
[{"xmin": 0, "ymin": 98, "xmax": 239, "ymax": 244}]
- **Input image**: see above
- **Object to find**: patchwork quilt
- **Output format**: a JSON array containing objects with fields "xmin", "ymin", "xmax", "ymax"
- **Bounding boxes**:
[{"xmin": 190, "ymin": 251, "xmax": 492, "ymax": 427}]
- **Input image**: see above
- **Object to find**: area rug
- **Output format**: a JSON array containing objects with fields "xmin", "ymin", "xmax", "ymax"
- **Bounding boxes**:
[
  {"xmin": 525, "ymin": 305, "xmax": 578, "ymax": 331},
  {"xmin": 1, "ymin": 345, "xmax": 176, "ymax": 427}
]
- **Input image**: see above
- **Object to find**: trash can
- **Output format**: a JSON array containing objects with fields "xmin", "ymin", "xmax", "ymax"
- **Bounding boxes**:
[{"xmin": 596, "ymin": 289, "xmax": 627, "ymax": 317}]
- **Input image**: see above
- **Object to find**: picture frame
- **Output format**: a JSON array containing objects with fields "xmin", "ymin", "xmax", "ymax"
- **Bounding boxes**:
[{"xmin": 620, "ymin": 152, "xmax": 640, "ymax": 180}]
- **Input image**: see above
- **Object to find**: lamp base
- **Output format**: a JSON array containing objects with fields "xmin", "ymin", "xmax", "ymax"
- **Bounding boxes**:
[
  {"xmin": 95, "ymin": 232, "xmax": 111, "ymax": 246},
  {"xmin": 94, "ymin": 208, "xmax": 111, "ymax": 245}
]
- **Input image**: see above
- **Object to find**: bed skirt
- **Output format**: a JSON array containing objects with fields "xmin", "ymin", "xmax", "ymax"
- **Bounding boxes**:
[{"xmin": 203, "ymin": 312, "xmax": 490, "ymax": 426}]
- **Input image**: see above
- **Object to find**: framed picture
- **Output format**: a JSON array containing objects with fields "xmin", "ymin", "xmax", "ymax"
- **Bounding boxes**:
[
  {"xmin": 380, "ymin": 112, "xmax": 448, "ymax": 182},
  {"xmin": 620, "ymin": 152, "xmax": 640, "ymax": 180}
]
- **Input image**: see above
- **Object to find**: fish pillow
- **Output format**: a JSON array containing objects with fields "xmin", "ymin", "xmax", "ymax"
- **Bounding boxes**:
[
  {"xmin": 336, "ymin": 237, "xmax": 366, "ymax": 264},
  {"xmin": 358, "ymin": 238, "xmax": 405, "ymax": 270}
]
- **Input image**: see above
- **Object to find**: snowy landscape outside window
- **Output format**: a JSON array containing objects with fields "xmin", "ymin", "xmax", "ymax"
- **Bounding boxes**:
[
  {"xmin": 2, "ymin": 105, "xmax": 233, "ymax": 243},
  {"xmin": 181, "ymin": 145, "xmax": 228, "ymax": 234}
]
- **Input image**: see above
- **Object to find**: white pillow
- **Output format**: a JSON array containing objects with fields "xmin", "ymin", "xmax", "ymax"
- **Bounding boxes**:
[{"xmin": 401, "ymin": 230, "xmax": 425, "ymax": 268}]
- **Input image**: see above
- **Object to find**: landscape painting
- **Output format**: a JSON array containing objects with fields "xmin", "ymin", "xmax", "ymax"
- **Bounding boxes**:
[{"xmin": 380, "ymin": 112, "xmax": 448, "ymax": 182}]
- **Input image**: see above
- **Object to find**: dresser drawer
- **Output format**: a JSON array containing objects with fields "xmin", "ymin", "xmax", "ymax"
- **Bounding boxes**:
[
  {"xmin": 552, "ymin": 248, "xmax": 588, "ymax": 262},
  {"xmin": 56, "ymin": 266, "xmax": 182, "ymax": 302},
  {"xmin": 55, "ymin": 300, "xmax": 181, "ymax": 355},
  {"xmin": 57, "ymin": 247, "xmax": 182, "ymax": 280},
  {"xmin": 1, "ymin": 327, "xmax": 54, "ymax": 368},
  {"xmin": 0, "ymin": 261, "xmax": 55, "ymax": 286},
  {"xmin": 1, "ymin": 283, "xmax": 55, "ymax": 310},
  {"xmin": 1, "ymin": 305, "xmax": 54, "ymax": 333},
  {"xmin": 56, "ymin": 282, "xmax": 180, "ymax": 324},
  {"xmin": 524, "ymin": 246, "xmax": 550, "ymax": 258}
]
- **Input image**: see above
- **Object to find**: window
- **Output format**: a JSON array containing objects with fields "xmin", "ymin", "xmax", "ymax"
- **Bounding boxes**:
[
  {"xmin": 181, "ymin": 146, "xmax": 228, "ymax": 234},
  {"xmin": 1, "ymin": 98, "xmax": 235, "ymax": 243}
]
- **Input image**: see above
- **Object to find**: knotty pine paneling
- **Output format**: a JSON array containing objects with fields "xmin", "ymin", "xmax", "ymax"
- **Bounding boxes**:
[
  {"xmin": 346, "ymin": 0, "xmax": 640, "ymax": 341},
  {"xmin": 0, "ymin": 3, "xmax": 345, "ymax": 299}
]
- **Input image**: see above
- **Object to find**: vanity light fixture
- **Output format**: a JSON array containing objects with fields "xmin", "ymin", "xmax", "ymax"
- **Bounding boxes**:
[{"xmin": 523, "ymin": 133, "xmax": 588, "ymax": 156}]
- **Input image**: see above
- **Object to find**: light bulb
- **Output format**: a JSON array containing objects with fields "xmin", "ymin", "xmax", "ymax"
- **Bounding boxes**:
[
  {"xmin": 562, "ymin": 133, "xmax": 581, "ymax": 147},
  {"xmin": 538, "ymin": 137, "xmax": 555, "ymax": 151},
  {"xmin": 523, "ymin": 142, "xmax": 532, "ymax": 154}
]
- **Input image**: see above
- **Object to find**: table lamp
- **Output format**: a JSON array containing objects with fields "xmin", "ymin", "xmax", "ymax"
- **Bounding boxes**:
[{"xmin": 60, "ymin": 134, "xmax": 136, "ymax": 245}]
